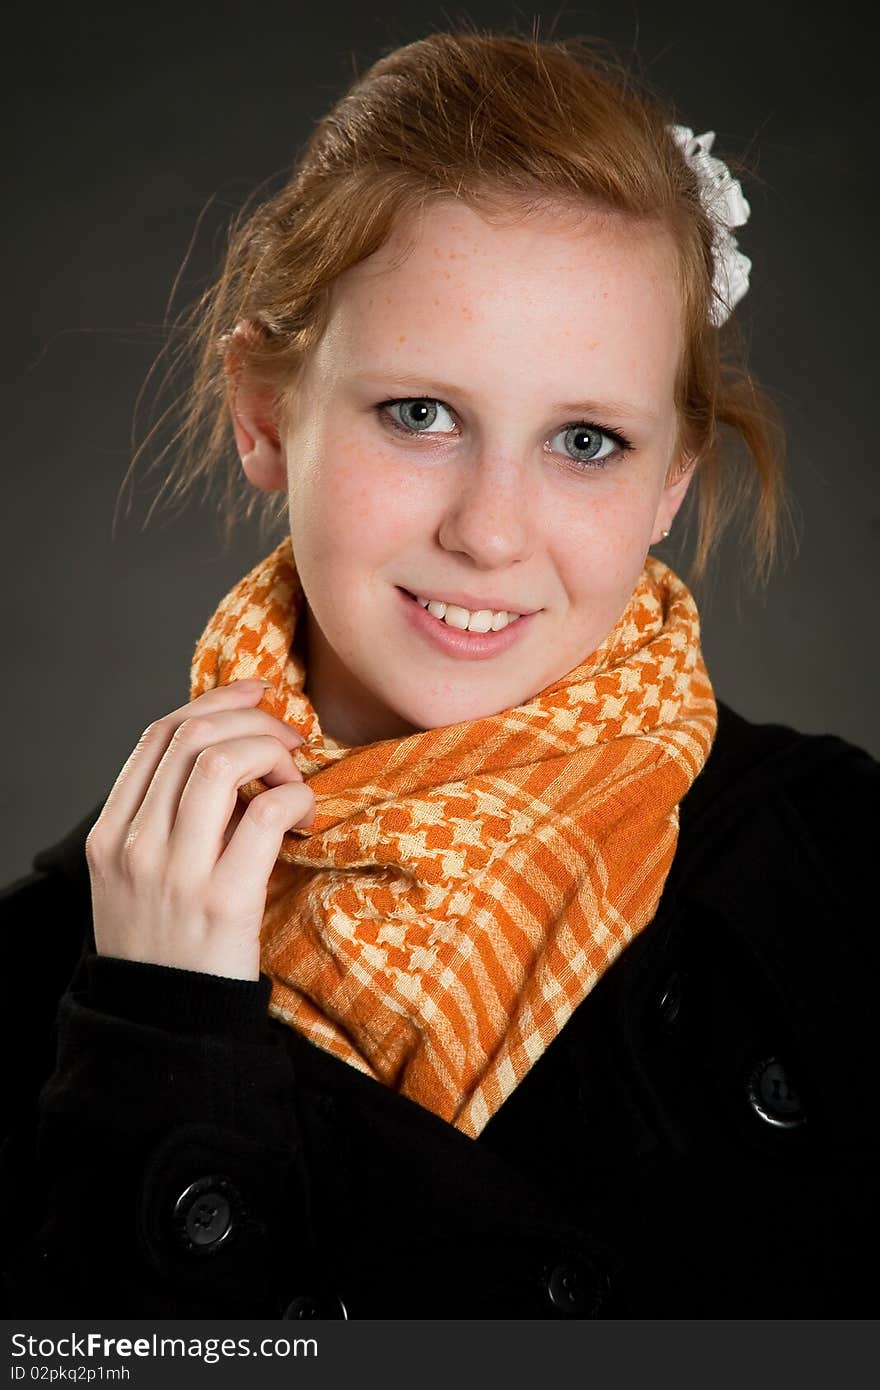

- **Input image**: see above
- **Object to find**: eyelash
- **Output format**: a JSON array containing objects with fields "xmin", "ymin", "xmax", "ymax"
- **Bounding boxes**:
[{"xmin": 375, "ymin": 397, "xmax": 634, "ymax": 472}]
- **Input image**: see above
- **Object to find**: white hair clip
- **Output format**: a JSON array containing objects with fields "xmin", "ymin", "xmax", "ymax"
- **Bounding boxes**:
[{"xmin": 670, "ymin": 125, "xmax": 752, "ymax": 327}]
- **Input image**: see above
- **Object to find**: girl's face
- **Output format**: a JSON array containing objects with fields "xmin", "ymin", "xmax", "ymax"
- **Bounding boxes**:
[{"xmin": 234, "ymin": 198, "xmax": 695, "ymax": 747}]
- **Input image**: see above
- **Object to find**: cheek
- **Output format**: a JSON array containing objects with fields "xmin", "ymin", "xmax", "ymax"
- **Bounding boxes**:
[
  {"xmin": 291, "ymin": 435, "xmax": 426, "ymax": 554},
  {"xmin": 564, "ymin": 480, "xmax": 656, "ymax": 581}
]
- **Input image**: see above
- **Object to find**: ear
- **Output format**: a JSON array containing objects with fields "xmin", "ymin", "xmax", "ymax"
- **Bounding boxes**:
[
  {"xmin": 650, "ymin": 454, "xmax": 697, "ymax": 546},
  {"xmin": 224, "ymin": 325, "xmax": 286, "ymax": 492}
]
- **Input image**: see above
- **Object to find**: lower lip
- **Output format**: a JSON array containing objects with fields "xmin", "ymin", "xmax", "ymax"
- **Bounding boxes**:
[{"xmin": 396, "ymin": 587, "xmax": 538, "ymax": 660}]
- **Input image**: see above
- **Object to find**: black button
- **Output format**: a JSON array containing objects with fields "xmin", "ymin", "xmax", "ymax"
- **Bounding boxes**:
[
  {"xmin": 172, "ymin": 1176, "xmax": 242, "ymax": 1254},
  {"xmin": 283, "ymin": 1293, "xmax": 348, "ymax": 1319},
  {"xmin": 544, "ymin": 1259, "xmax": 609, "ymax": 1317},
  {"xmin": 746, "ymin": 1056, "xmax": 807, "ymax": 1129},
  {"xmin": 656, "ymin": 970, "xmax": 683, "ymax": 1029}
]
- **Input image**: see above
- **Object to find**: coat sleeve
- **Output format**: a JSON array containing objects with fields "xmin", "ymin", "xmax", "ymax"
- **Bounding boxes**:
[
  {"xmin": 0, "ymin": 857, "xmax": 317, "ymax": 1318},
  {"xmin": 0, "ymin": 821, "xmax": 591, "ymax": 1322}
]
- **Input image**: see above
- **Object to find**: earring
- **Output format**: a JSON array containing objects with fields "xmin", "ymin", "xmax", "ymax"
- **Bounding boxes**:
[{"xmin": 660, "ymin": 529, "xmax": 670, "ymax": 540}]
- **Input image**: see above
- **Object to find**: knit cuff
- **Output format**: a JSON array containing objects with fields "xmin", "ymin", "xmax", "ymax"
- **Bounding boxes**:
[{"xmin": 84, "ymin": 953, "xmax": 273, "ymax": 1043}]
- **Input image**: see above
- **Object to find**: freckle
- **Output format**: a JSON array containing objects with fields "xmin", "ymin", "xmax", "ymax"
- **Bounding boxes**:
[
  {"xmin": 398, "ymin": 334, "xmax": 407, "ymax": 343},
  {"xmin": 602, "ymin": 291, "xmax": 608, "ymax": 299}
]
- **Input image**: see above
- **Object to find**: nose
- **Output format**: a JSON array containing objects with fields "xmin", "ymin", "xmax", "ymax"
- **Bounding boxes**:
[{"xmin": 436, "ymin": 446, "xmax": 537, "ymax": 569}]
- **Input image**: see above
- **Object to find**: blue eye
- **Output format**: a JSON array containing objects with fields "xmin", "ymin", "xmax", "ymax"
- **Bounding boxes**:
[
  {"xmin": 547, "ymin": 423, "xmax": 632, "ymax": 470},
  {"xmin": 377, "ymin": 397, "xmax": 634, "ymax": 472},
  {"xmin": 382, "ymin": 399, "xmax": 456, "ymax": 433}
]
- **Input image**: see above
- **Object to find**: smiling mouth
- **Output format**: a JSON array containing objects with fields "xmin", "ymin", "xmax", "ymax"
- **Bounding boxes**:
[
  {"xmin": 395, "ymin": 584, "xmax": 538, "ymax": 660},
  {"xmin": 398, "ymin": 587, "xmax": 526, "ymax": 632}
]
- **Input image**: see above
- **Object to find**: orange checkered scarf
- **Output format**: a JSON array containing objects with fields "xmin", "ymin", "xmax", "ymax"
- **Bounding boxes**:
[{"xmin": 191, "ymin": 536, "xmax": 717, "ymax": 1138}]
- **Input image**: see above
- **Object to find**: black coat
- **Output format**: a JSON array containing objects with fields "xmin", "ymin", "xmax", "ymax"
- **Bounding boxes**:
[{"xmin": 1, "ymin": 698, "xmax": 878, "ymax": 1319}]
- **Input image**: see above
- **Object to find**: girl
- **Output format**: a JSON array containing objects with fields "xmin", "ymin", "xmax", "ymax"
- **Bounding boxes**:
[{"xmin": 1, "ymin": 29, "xmax": 877, "ymax": 1318}]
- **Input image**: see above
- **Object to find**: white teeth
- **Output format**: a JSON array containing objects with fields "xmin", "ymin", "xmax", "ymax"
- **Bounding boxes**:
[
  {"xmin": 415, "ymin": 595, "xmax": 520, "ymax": 632},
  {"xmin": 445, "ymin": 605, "xmax": 486, "ymax": 633}
]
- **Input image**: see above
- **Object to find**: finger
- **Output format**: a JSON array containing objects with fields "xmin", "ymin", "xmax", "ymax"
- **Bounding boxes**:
[
  {"xmin": 211, "ymin": 780, "xmax": 317, "ymax": 902},
  {"xmin": 165, "ymin": 734, "xmax": 304, "ymax": 884},
  {"xmin": 219, "ymin": 754, "xmax": 313, "ymax": 850},
  {"xmin": 131, "ymin": 705, "xmax": 303, "ymax": 853},
  {"xmin": 96, "ymin": 682, "xmax": 270, "ymax": 839},
  {"xmin": 220, "ymin": 796, "xmax": 248, "ymax": 852}
]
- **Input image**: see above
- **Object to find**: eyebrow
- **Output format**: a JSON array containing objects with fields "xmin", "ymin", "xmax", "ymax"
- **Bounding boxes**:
[{"xmin": 350, "ymin": 370, "xmax": 658, "ymax": 424}]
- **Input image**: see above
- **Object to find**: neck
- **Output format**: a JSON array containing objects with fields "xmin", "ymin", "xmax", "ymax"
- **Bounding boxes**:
[{"xmin": 300, "ymin": 605, "xmax": 421, "ymax": 747}]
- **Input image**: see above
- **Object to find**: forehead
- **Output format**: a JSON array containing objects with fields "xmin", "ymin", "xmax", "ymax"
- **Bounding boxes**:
[{"xmin": 313, "ymin": 197, "xmax": 684, "ymax": 404}]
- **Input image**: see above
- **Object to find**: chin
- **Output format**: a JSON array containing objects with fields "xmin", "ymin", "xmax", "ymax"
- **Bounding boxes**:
[{"xmin": 424, "ymin": 698, "xmax": 512, "ymax": 729}]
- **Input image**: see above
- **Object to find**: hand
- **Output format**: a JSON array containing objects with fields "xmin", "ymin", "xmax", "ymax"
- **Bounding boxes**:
[{"xmin": 85, "ymin": 680, "xmax": 315, "ymax": 982}]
